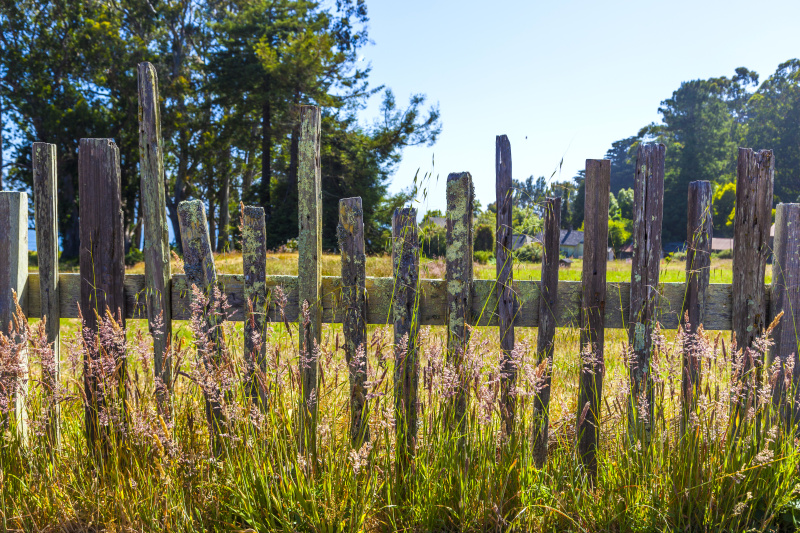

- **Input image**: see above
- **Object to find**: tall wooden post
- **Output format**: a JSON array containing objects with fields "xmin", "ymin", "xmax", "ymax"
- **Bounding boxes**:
[
  {"xmin": 33, "ymin": 143, "xmax": 60, "ymax": 450},
  {"xmin": 297, "ymin": 105, "xmax": 322, "ymax": 455},
  {"xmin": 78, "ymin": 139, "xmax": 126, "ymax": 449},
  {"xmin": 338, "ymin": 197, "xmax": 369, "ymax": 447},
  {"xmin": 242, "ymin": 205, "xmax": 268, "ymax": 408},
  {"xmin": 496, "ymin": 135, "xmax": 516, "ymax": 434},
  {"xmin": 576, "ymin": 159, "xmax": 610, "ymax": 480},
  {"xmin": 0, "ymin": 191, "xmax": 28, "ymax": 440},
  {"xmin": 446, "ymin": 171, "xmax": 473, "ymax": 433},
  {"xmin": 628, "ymin": 143, "xmax": 665, "ymax": 444},
  {"xmin": 770, "ymin": 203, "xmax": 800, "ymax": 432},
  {"xmin": 138, "ymin": 62, "xmax": 173, "ymax": 415},
  {"xmin": 681, "ymin": 180, "xmax": 712, "ymax": 435},
  {"xmin": 178, "ymin": 199, "xmax": 227, "ymax": 455},
  {"xmin": 731, "ymin": 148, "xmax": 773, "ymax": 425},
  {"xmin": 532, "ymin": 196, "xmax": 561, "ymax": 466},
  {"xmin": 393, "ymin": 207, "xmax": 419, "ymax": 477}
]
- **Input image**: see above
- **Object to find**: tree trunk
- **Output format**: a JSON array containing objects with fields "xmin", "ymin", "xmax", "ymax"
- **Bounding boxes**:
[
  {"xmin": 208, "ymin": 193, "xmax": 217, "ymax": 253},
  {"xmin": 217, "ymin": 146, "xmax": 231, "ymax": 252}
]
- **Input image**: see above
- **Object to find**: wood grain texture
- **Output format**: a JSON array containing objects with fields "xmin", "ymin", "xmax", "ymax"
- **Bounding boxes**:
[
  {"xmin": 338, "ymin": 197, "xmax": 369, "ymax": 447},
  {"xmin": 576, "ymin": 159, "xmax": 610, "ymax": 480},
  {"xmin": 770, "ymin": 203, "xmax": 800, "ymax": 430},
  {"xmin": 178, "ymin": 199, "xmax": 227, "ymax": 455},
  {"xmin": 732, "ymin": 148, "xmax": 774, "ymax": 419},
  {"xmin": 78, "ymin": 139, "xmax": 126, "ymax": 448},
  {"xmin": 682, "ymin": 181, "xmax": 712, "ymax": 434},
  {"xmin": 446, "ymin": 172, "xmax": 473, "ymax": 432},
  {"xmin": 297, "ymin": 105, "xmax": 322, "ymax": 454},
  {"xmin": 495, "ymin": 135, "xmax": 516, "ymax": 435},
  {"xmin": 138, "ymin": 62, "xmax": 173, "ymax": 412},
  {"xmin": 24, "ymin": 273, "xmax": 763, "ymax": 332},
  {"xmin": 242, "ymin": 205, "xmax": 268, "ymax": 408},
  {"xmin": 392, "ymin": 208, "xmax": 419, "ymax": 474},
  {"xmin": 532, "ymin": 196, "xmax": 561, "ymax": 466},
  {"xmin": 0, "ymin": 191, "xmax": 28, "ymax": 439},
  {"xmin": 33, "ymin": 143, "xmax": 60, "ymax": 449},
  {"xmin": 628, "ymin": 143, "xmax": 665, "ymax": 443}
]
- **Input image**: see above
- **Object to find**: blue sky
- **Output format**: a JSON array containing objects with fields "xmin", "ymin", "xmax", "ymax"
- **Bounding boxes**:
[{"xmin": 360, "ymin": 0, "xmax": 800, "ymax": 215}]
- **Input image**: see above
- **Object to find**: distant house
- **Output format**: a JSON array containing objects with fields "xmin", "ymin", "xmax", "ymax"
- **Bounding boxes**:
[
  {"xmin": 711, "ymin": 238, "xmax": 733, "ymax": 252},
  {"xmin": 511, "ymin": 233, "xmax": 536, "ymax": 249},
  {"xmin": 533, "ymin": 229, "xmax": 585, "ymax": 258},
  {"xmin": 422, "ymin": 216, "xmax": 447, "ymax": 229}
]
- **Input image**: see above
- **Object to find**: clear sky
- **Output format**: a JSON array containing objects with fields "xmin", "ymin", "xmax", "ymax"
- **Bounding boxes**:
[{"xmin": 360, "ymin": 0, "xmax": 800, "ymax": 215}]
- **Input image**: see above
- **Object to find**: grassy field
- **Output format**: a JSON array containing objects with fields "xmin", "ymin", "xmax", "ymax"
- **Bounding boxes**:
[{"xmin": 3, "ymin": 251, "xmax": 797, "ymax": 532}]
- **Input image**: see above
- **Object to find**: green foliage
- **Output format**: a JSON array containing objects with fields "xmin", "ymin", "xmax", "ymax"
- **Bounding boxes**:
[
  {"xmin": 420, "ymin": 223, "xmax": 446, "ymax": 258},
  {"xmin": 608, "ymin": 219, "xmax": 632, "ymax": 253},
  {"xmin": 608, "ymin": 192, "xmax": 621, "ymax": 220},
  {"xmin": 512, "ymin": 206, "xmax": 542, "ymax": 236},
  {"xmin": 514, "ymin": 242, "xmax": 542, "ymax": 263},
  {"xmin": 617, "ymin": 188, "xmax": 634, "ymax": 220},
  {"xmin": 607, "ymin": 136, "xmax": 638, "ymax": 194},
  {"xmin": 712, "ymin": 182, "xmax": 737, "ymax": 236},
  {"xmin": 473, "ymin": 224, "xmax": 494, "ymax": 252},
  {"xmin": 473, "ymin": 250, "xmax": 493, "ymax": 264},
  {"xmin": 125, "ymin": 247, "xmax": 144, "ymax": 267}
]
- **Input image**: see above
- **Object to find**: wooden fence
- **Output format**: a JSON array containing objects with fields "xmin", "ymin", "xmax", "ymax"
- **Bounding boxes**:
[{"xmin": 1, "ymin": 63, "xmax": 798, "ymax": 474}]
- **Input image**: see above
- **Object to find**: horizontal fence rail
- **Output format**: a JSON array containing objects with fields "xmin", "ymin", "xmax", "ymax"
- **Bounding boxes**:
[{"xmin": 22, "ymin": 272, "xmax": 771, "ymax": 330}]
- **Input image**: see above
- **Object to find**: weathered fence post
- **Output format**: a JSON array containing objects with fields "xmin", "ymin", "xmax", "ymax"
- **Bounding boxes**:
[
  {"xmin": 731, "ymin": 148, "xmax": 773, "ymax": 426},
  {"xmin": 338, "ymin": 197, "xmax": 369, "ymax": 447},
  {"xmin": 681, "ymin": 180, "xmax": 712, "ymax": 435},
  {"xmin": 576, "ymin": 159, "xmax": 610, "ymax": 480},
  {"xmin": 78, "ymin": 139, "xmax": 126, "ymax": 449},
  {"xmin": 33, "ymin": 143, "xmax": 60, "ymax": 450},
  {"xmin": 178, "ymin": 199, "xmax": 228, "ymax": 455},
  {"xmin": 0, "ymin": 191, "xmax": 28, "ymax": 440},
  {"xmin": 138, "ymin": 62, "xmax": 173, "ymax": 416},
  {"xmin": 769, "ymin": 203, "xmax": 800, "ymax": 432},
  {"xmin": 628, "ymin": 143, "xmax": 665, "ymax": 444},
  {"xmin": 297, "ymin": 105, "xmax": 322, "ymax": 455},
  {"xmin": 393, "ymin": 207, "xmax": 419, "ymax": 477},
  {"xmin": 242, "ymin": 205, "xmax": 268, "ymax": 408},
  {"xmin": 532, "ymin": 196, "xmax": 561, "ymax": 466},
  {"xmin": 496, "ymin": 135, "xmax": 516, "ymax": 435},
  {"xmin": 446, "ymin": 171, "xmax": 473, "ymax": 434}
]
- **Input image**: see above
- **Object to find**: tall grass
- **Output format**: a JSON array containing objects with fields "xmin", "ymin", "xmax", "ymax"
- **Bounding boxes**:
[{"xmin": 1, "ymin": 276, "xmax": 799, "ymax": 532}]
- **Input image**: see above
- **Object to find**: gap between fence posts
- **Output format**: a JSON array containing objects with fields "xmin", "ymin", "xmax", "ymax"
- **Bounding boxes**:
[
  {"xmin": 769, "ymin": 203, "xmax": 800, "ymax": 433},
  {"xmin": 628, "ymin": 143, "xmax": 665, "ymax": 444},
  {"xmin": 731, "ymin": 148, "xmax": 774, "ymax": 432},
  {"xmin": 495, "ymin": 135, "xmax": 516, "ymax": 435},
  {"xmin": 576, "ymin": 158, "xmax": 610, "ymax": 481},
  {"xmin": 0, "ymin": 191, "xmax": 28, "ymax": 442},
  {"xmin": 338, "ymin": 197, "xmax": 369, "ymax": 448},
  {"xmin": 681, "ymin": 180, "xmax": 712, "ymax": 437},
  {"xmin": 138, "ymin": 62, "xmax": 173, "ymax": 417},
  {"xmin": 178, "ymin": 199, "xmax": 227, "ymax": 456},
  {"xmin": 532, "ymin": 196, "xmax": 561, "ymax": 467},
  {"xmin": 242, "ymin": 205, "xmax": 268, "ymax": 409},
  {"xmin": 392, "ymin": 207, "xmax": 419, "ymax": 486},
  {"xmin": 78, "ymin": 139, "xmax": 127, "ymax": 451},
  {"xmin": 33, "ymin": 143, "xmax": 60, "ymax": 451},
  {"xmin": 297, "ymin": 105, "xmax": 322, "ymax": 457}
]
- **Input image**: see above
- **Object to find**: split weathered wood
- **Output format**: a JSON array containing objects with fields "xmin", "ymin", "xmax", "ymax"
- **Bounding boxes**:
[
  {"xmin": 0, "ymin": 191, "xmax": 28, "ymax": 440},
  {"xmin": 78, "ymin": 139, "xmax": 127, "ymax": 448},
  {"xmin": 392, "ymin": 207, "xmax": 419, "ymax": 474},
  {"xmin": 138, "ymin": 62, "xmax": 173, "ymax": 416},
  {"xmin": 532, "ymin": 196, "xmax": 561, "ymax": 466},
  {"xmin": 178, "ymin": 199, "xmax": 227, "ymax": 455},
  {"xmin": 242, "ymin": 205, "xmax": 268, "ymax": 409},
  {"xmin": 769, "ymin": 203, "xmax": 800, "ymax": 431},
  {"xmin": 628, "ymin": 143, "xmax": 665, "ymax": 444},
  {"xmin": 681, "ymin": 180, "xmax": 712, "ymax": 435},
  {"xmin": 731, "ymin": 148, "xmax": 774, "ymax": 423},
  {"xmin": 33, "ymin": 143, "xmax": 60, "ymax": 449},
  {"xmin": 496, "ymin": 135, "xmax": 516, "ymax": 435},
  {"xmin": 446, "ymin": 172, "xmax": 473, "ymax": 433},
  {"xmin": 576, "ymin": 159, "xmax": 610, "ymax": 480},
  {"xmin": 23, "ymin": 272, "xmax": 770, "ymax": 332},
  {"xmin": 297, "ymin": 105, "xmax": 322, "ymax": 454},
  {"xmin": 338, "ymin": 197, "xmax": 369, "ymax": 447}
]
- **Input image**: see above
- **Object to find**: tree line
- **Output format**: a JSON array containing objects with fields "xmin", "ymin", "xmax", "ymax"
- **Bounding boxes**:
[
  {"xmin": 510, "ymin": 63, "xmax": 800, "ymax": 250},
  {"xmin": 0, "ymin": 0, "xmax": 441, "ymax": 259}
]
